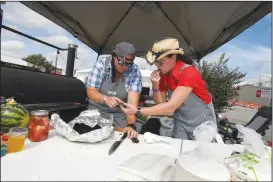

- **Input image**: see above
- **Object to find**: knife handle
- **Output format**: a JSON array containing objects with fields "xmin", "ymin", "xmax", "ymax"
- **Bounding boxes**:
[{"xmin": 121, "ymin": 133, "xmax": 128, "ymax": 140}]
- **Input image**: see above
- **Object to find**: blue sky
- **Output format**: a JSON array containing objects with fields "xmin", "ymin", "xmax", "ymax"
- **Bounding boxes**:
[{"xmin": 1, "ymin": 2, "xmax": 271, "ymax": 85}]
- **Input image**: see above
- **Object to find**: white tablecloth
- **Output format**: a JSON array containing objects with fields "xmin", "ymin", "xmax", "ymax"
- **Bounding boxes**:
[{"xmin": 1, "ymin": 130, "xmax": 243, "ymax": 181}]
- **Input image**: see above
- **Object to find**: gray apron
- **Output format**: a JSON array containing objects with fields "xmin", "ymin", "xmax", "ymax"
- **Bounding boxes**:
[
  {"xmin": 88, "ymin": 58, "xmax": 128, "ymax": 128},
  {"xmin": 161, "ymin": 64, "xmax": 217, "ymax": 140}
]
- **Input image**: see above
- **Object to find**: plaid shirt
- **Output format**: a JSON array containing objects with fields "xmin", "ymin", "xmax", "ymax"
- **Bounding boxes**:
[{"xmin": 87, "ymin": 56, "xmax": 142, "ymax": 92}]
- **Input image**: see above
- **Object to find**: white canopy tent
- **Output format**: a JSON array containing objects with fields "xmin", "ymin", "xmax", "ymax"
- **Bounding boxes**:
[{"xmin": 21, "ymin": 1, "xmax": 271, "ymax": 61}]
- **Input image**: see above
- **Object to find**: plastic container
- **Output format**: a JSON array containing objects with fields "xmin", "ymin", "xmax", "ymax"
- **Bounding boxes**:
[
  {"xmin": 174, "ymin": 148, "xmax": 231, "ymax": 181},
  {"xmin": 28, "ymin": 110, "xmax": 50, "ymax": 142},
  {"xmin": 1, "ymin": 144, "xmax": 7, "ymax": 157},
  {"xmin": 6, "ymin": 127, "xmax": 28, "ymax": 153}
]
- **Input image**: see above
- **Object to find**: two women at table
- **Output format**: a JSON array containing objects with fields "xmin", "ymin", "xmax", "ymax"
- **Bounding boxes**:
[{"xmin": 87, "ymin": 38, "xmax": 216, "ymax": 140}]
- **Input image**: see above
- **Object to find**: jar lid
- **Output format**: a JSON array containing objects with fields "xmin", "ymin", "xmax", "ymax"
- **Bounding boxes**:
[{"xmin": 31, "ymin": 110, "xmax": 49, "ymax": 116}]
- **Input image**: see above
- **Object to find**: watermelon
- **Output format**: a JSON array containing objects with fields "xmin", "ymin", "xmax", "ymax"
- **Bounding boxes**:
[{"xmin": 1, "ymin": 99, "xmax": 30, "ymax": 133}]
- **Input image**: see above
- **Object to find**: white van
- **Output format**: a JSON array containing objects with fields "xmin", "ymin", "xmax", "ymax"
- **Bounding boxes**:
[{"xmin": 73, "ymin": 69, "xmax": 91, "ymax": 86}]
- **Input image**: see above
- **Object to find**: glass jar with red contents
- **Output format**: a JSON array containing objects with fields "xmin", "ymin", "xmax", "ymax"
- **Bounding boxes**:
[{"xmin": 28, "ymin": 110, "xmax": 50, "ymax": 142}]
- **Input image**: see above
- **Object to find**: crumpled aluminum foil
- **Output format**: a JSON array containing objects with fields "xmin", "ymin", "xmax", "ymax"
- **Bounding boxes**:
[{"xmin": 50, "ymin": 109, "xmax": 114, "ymax": 143}]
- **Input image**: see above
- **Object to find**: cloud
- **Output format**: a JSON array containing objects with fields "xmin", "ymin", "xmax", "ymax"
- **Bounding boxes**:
[
  {"xmin": 202, "ymin": 43, "xmax": 271, "ymax": 75},
  {"xmin": 238, "ymin": 74, "xmax": 271, "ymax": 87},
  {"xmin": 2, "ymin": 2, "xmax": 67, "ymax": 35},
  {"xmin": 44, "ymin": 47, "xmax": 98, "ymax": 74},
  {"xmin": 5, "ymin": 24, "xmax": 19, "ymax": 30},
  {"xmin": 35, "ymin": 35, "xmax": 75, "ymax": 46},
  {"xmin": 1, "ymin": 55, "xmax": 29, "ymax": 66},
  {"xmin": 201, "ymin": 41, "xmax": 271, "ymax": 87},
  {"xmin": 1, "ymin": 40, "xmax": 25, "ymax": 50},
  {"xmin": 237, "ymin": 78, "xmax": 260, "ymax": 86}
]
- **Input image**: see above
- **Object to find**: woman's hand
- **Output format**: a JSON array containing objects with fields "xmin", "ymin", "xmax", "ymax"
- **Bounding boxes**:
[
  {"xmin": 119, "ymin": 102, "xmax": 137, "ymax": 116},
  {"xmin": 150, "ymin": 70, "xmax": 161, "ymax": 88},
  {"xmin": 105, "ymin": 96, "xmax": 119, "ymax": 108},
  {"xmin": 123, "ymin": 126, "xmax": 138, "ymax": 138}
]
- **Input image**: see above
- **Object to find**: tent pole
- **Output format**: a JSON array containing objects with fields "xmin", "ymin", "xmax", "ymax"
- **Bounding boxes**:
[
  {"xmin": 55, "ymin": 50, "xmax": 60, "ymax": 74},
  {"xmin": 66, "ymin": 44, "xmax": 78, "ymax": 77},
  {"xmin": 0, "ymin": 6, "xmax": 3, "ymax": 37},
  {"xmin": 96, "ymin": 54, "xmax": 100, "ymax": 61}
]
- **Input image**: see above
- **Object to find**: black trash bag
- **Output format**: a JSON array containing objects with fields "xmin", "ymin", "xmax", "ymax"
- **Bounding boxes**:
[
  {"xmin": 140, "ymin": 118, "xmax": 161, "ymax": 135},
  {"xmin": 73, "ymin": 123, "xmax": 102, "ymax": 134}
]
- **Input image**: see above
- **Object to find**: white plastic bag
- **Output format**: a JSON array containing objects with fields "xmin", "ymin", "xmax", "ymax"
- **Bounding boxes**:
[
  {"xmin": 223, "ymin": 125, "xmax": 271, "ymax": 181},
  {"xmin": 193, "ymin": 120, "xmax": 218, "ymax": 146},
  {"xmin": 174, "ymin": 121, "xmax": 230, "ymax": 181},
  {"xmin": 236, "ymin": 124, "xmax": 266, "ymax": 156},
  {"xmin": 224, "ymin": 152, "xmax": 271, "ymax": 181},
  {"xmin": 50, "ymin": 109, "xmax": 114, "ymax": 143}
]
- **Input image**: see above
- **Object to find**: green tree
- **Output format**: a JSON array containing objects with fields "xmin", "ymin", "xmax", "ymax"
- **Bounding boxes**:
[
  {"xmin": 196, "ymin": 53, "xmax": 246, "ymax": 113},
  {"xmin": 22, "ymin": 54, "xmax": 55, "ymax": 73}
]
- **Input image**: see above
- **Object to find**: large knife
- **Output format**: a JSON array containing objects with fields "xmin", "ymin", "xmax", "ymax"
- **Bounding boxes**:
[{"xmin": 108, "ymin": 133, "xmax": 128, "ymax": 155}]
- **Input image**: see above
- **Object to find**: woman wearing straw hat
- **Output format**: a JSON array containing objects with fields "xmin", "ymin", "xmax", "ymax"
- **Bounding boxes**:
[{"xmin": 118, "ymin": 37, "xmax": 216, "ymax": 140}]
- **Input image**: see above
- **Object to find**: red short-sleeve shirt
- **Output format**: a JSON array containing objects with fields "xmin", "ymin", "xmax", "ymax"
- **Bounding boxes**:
[{"xmin": 159, "ymin": 61, "xmax": 212, "ymax": 104}]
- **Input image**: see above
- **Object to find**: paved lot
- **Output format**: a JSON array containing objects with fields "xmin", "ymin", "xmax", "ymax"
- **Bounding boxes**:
[
  {"xmin": 221, "ymin": 106, "xmax": 272, "ymax": 142},
  {"xmin": 221, "ymin": 106, "xmax": 257, "ymax": 125}
]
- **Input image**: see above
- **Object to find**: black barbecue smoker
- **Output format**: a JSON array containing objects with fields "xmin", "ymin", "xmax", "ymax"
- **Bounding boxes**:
[{"xmin": 0, "ymin": 5, "xmax": 89, "ymax": 122}]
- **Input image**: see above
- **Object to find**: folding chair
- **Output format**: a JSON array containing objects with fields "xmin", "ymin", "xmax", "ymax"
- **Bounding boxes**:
[{"xmin": 218, "ymin": 105, "xmax": 272, "ymax": 144}]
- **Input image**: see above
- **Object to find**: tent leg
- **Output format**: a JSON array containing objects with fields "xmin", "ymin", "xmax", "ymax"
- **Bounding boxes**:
[
  {"xmin": 96, "ymin": 54, "xmax": 100, "ymax": 61},
  {"xmin": 66, "ymin": 44, "xmax": 78, "ymax": 77},
  {"xmin": 1, "ymin": 7, "xmax": 3, "ymax": 36}
]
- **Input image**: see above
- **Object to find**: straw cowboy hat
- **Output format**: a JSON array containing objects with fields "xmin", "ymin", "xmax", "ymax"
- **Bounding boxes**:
[{"xmin": 145, "ymin": 37, "xmax": 184, "ymax": 65}]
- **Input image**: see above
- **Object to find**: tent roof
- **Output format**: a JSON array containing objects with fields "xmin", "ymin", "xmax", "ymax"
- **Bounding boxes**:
[{"xmin": 21, "ymin": 2, "xmax": 271, "ymax": 60}]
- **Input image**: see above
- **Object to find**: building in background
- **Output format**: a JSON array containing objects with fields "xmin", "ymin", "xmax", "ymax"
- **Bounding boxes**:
[{"xmin": 232, "ymin": 84, "xmax": 271, "ymax": 106}]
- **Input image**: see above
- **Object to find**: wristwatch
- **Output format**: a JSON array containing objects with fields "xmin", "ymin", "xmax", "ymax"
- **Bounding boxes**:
[
  {"xmin": 135, "ymin": 107, "xmax": 142, "ymax": 116},
  {"xmin": 127, "ymin": 124, "xmax": 136, "ymax": 130}
]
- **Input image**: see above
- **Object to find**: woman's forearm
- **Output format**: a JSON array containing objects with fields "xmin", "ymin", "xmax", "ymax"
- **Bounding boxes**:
[
  {"xmin": 141, "ymin": 86, "xmax": 193, "ymax": 116},
  {"xmin": 152, "ymin": 84, "xmax": 166, "ymax": 104},
  {"xmin": 87, "ymin": 87, "xmax": 105, "ymax": 103},
  {"xmin": 141, "ymin": 102, "xmax": 175, "ymax": 116},
  {"xmin": 153, "ymin": 91, "xmax": 165, "ymax": 104}
]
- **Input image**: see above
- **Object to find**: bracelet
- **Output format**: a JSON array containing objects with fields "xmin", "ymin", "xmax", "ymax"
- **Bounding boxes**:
[
  {"xmin": 152, "ymin": 88, "xmax": 160, "ymax": 92},
  {"xmin": 103, "ymin": 95, "xmax": 108, "ymax": 103}
]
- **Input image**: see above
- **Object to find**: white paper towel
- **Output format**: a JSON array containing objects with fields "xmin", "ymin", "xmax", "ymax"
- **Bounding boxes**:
[
  {"xmin": 143, "ymin": 132, "xmax": 172, "ymax": 144},
  {"xmin": 117, "ymin": 153, "xmax": 176, "ymax": 181}
]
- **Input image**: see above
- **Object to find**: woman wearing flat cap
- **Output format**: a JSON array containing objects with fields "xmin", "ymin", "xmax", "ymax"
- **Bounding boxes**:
[
  {"xmin": 87, "ymin": 42, "xmax": 142, "ymax": 138},
  {"xmin": 118, "ymin": 38, "xmax": 216, "ymax": 140}
]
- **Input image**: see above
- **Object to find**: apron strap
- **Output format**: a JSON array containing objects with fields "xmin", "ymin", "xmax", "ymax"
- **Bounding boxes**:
[
  {"xmin": 102, "ymin": 56, "xmax": 112, "ymax": 83},
  {"xmin": 179, "ymin": 63, "xmax": 191, "ymax": 72},
  {"xmin": 164, "ymin": 63, "xmax": 192, "ymax": 89},
  {"xmin": 104, "ymin": 56, "xmax": 111, "ymax": 70}
]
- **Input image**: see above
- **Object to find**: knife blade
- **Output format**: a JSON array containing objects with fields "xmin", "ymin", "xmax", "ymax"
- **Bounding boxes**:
[{"xmin": 108, "ymin": 133, "xmax": 128, "ymax": 155}]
